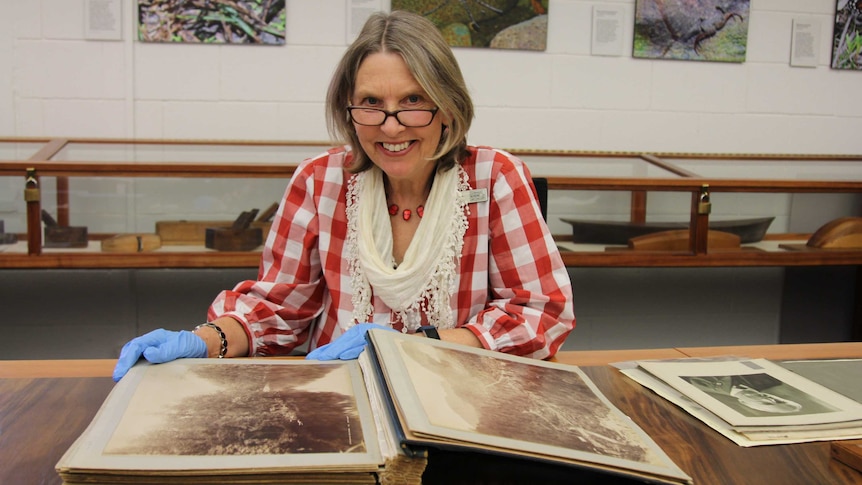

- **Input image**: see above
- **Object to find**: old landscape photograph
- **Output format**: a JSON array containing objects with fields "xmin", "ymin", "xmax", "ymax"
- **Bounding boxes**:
[
  {"xmin": 105, "ymin": 361, "xmax": 367, "ymax": 456},
  {"xmin": 366, "ymin": 330, "xmax": 690, "ymax": 484}
]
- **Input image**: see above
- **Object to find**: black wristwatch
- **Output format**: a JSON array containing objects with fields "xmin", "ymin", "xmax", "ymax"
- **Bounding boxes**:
[{"xmin": 419, "ymin": 325, "xmax": 440, "ymax": 340}]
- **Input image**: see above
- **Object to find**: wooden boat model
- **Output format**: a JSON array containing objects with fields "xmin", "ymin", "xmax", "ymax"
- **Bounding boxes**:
[{"xmin": 560, "ymin": 217, "xmax": 774, "ymax": 245}]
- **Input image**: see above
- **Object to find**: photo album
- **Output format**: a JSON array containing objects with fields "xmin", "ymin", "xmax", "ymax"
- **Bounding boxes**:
[{"xmin": 57, "ymin": 329, "xmax": 692, "ymax": 484}]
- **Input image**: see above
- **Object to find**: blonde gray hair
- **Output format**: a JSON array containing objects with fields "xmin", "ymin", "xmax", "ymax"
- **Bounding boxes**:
[{"xmin": 326, "ymin": 10, "xmax": 474, "ymax": 173}]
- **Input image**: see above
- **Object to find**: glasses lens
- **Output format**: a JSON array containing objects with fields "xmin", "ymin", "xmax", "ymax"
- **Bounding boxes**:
[
  {"xmin": 350, "ymin": 108, "xmax": 385, "ymax": 126},
  {"xmin": 397, "ymin": 110, "xmax": 434, "ymax": 127}
]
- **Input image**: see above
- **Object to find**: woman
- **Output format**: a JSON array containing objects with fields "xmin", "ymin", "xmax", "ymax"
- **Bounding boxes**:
[{"xmin": 113, "ymin": 10, "xmax": 574, "ymax": 381}]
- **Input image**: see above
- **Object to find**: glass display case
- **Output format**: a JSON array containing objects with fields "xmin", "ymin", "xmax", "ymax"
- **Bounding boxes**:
[
  {"xmin": 0, "ymin": 138, "xmax": 327, "ymax": 268},
  {"xmin": 1, "ymin": 138, "xmax": 861, "ymax": 269},
  {"xmin": 513, "ymin": 150, "xmax": 862, "ymax": 267}
]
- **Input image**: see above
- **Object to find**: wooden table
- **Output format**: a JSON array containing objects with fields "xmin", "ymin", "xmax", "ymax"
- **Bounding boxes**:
[{"xmin": 2, "ymin": 344, "xmax": 862, "ymax": 485}]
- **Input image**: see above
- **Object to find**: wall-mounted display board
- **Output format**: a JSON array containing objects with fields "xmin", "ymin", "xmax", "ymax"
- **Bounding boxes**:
[
  {"xmin": 832, "ymin": 0, "xmax": 862, "ymax": 69},
  {"xmin": 391, "ymin": 0, "xmax": 549, "ymax": 50},
  {"xmin": 137, "ymin": 0, "xmax": 286, "ymax": 44},
  {"xmin": 633, "ymin": 0, "xmax": 750, "ymax": 62}
]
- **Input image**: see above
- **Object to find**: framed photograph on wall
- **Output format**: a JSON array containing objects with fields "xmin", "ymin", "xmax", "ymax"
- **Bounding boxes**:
[
  {"xmin": 633, "ymin": 0, "xmax": 750, "ymax": 62},
  {"xmin": 137, "ymin": 0, "xmax": 286, "ymax": 45},
  {"xmin": 832, "ymin": 0, "xmax": 862, "ymax": 69},
  {"xmin": 390, "ymin": 0, "xmax": 549, "ymax": 51}
]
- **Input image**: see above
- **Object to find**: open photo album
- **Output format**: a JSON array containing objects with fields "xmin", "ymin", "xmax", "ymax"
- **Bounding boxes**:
[{"xmin": 57, "ymin": 329, "xmax": 692, "ymax": 484}]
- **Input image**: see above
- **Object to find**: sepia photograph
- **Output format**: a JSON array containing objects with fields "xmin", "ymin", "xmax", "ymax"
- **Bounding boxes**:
[
  {"xmin": 57, "ymin": 359, "xmax": 382, "ymax": 475},
  {"xmin": 106, "ymin": 361, "xmax": 367, "ymax": 455},
  {"xmin": 367, "ymin": 330, "xmax": 692, "ymax": 483}
]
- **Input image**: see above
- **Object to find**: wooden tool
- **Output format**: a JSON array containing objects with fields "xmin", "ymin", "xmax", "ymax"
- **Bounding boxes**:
[
  {"xmin": 0, "ymin": 220, "xmax": 17, "ymax": 244},
  {"xmin": 256, "ymin": 202, "xmax": 279, "ymax": 223},
  {"xmin": 779, "ymin": 217, "xmax": 862, "ymax": 251},
  {"xmin": 41, "ymin": 209, "xmax": 87, "ymax": 248},
  {"xmin": 807, "ymin": 217, "xmax": 862, "ymax": 249},
  {"xmin": 603, "ymin": 229, "xmax": 743, "ymax": 252},
  {"xmin": 230, "ymin": 208, "xmax": 259, "ymax": 230},
  {"xmin": 205, "ymin": 209, "xmax": 264, "ymax": 252},
  {"xmin": 155, "ymin": 202, "xmax": 277, "ymax": 245},
  {"xmin": 155, "ymin": 220, "xmax": 272, "ymax": 245},
  {"xmin": 625, "ymin": 229, "xmax": 741, "ymax": 251},
  {"xmin": 100, "ymin": 234, "xmax": 162, "ymax": 253}
]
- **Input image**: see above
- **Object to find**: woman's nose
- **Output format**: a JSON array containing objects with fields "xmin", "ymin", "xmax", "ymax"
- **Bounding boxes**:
[{"xmin": 379, "ymin": 114, "xmax": 405, "ymax": 135}]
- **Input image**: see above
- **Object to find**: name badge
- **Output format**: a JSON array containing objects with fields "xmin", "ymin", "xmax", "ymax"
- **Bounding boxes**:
[{"xmin": 461, "ymin": 189, "xmax": 488, "ymax": 204}]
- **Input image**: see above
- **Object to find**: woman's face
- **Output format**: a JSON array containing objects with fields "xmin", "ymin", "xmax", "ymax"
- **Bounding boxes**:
[{"xmin": 350, "ymin": 51, "xmax": 446, "ymax": 183}]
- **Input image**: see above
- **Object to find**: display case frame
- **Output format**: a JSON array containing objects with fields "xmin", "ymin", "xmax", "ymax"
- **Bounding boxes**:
[
  {"xmin": 521, "ymin": 150, "xmax": 862, "ymax": 267},
  {"xmin": 1, "ymin": 137, "xmax": 861, "ymax": 269}
]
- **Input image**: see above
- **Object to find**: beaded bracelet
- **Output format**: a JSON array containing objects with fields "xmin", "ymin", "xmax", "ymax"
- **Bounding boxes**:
[{"xmin": 194, "ymin": 322, "xmax": 228, "ymax": 359}]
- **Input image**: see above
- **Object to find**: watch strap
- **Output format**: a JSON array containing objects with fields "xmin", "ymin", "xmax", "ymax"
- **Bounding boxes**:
[{"xmin": 419, "ymin": 325, "xmax": 440, "ymax": 340}]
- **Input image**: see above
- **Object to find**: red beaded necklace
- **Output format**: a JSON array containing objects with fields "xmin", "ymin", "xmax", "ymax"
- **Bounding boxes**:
[
  {"xmin": 388, "ymin": 203, "xmax": 424, "ymax": 221},
  {"xmin": 384, "ymin": 172, "xmax": 433, "ymax": 222}
]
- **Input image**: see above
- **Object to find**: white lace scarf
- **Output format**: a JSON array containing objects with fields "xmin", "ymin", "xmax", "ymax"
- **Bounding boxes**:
[{"xmin": 346, "ymin": 164, "xmax": 470, "ymax": 332}]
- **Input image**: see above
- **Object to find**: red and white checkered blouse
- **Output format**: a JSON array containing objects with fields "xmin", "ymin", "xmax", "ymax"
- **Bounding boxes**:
[{"xmin": 208, "ymin": 145, "xmax": 575, "ymax": 359}]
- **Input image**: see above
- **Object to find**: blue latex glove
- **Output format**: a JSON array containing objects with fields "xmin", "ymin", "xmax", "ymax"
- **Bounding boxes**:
[
  {"xmin": 305, "ymin": 323, "xmax": 396, "ymax": 361},
  {"xmin": 112, "ymin": 329, "xmax": 207, "ymax": 382}
]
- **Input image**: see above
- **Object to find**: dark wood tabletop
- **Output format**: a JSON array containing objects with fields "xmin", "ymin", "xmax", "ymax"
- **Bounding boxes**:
[
  {"xmin": 2, "ymin": 344, "xmax": 862, "ymax": 485},
  {"xmin": 0, "ymin": 377, "xmax": 114, "ymax": 485}
]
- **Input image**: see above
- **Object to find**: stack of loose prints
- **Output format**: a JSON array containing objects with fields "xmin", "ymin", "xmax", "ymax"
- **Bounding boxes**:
[
  {"xmin": 617, "ymin": 357, "xmax": 862, "ymax": 446},
  {"xmin": 57, "ymin": 330, "xmax": 692, "ymax": 484}
]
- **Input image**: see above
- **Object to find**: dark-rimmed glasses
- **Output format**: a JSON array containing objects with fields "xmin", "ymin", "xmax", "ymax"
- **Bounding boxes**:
[{"xmin": 347, "ymin": 106, "xmax": 439, "ymax": 127}]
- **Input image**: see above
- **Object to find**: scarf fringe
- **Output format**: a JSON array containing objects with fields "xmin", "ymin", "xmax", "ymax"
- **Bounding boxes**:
[{"xmin": 347, "ymin": 165, "xmax": 470, "ymax": 332}]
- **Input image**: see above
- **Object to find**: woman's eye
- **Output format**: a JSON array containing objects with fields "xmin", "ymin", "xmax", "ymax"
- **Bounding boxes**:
[
  {"xmin": 362, "ymin": 97, "xmax": 380, "ymax": 106},
  {"xmin": 406, "ymin": 95, "xmax": 422, "ymax": 104}
]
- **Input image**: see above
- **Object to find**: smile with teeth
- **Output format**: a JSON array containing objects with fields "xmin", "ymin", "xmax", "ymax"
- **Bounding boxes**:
[{"xmin": 381, "ymin": 141, "xmax": 411, "ymax": 152}]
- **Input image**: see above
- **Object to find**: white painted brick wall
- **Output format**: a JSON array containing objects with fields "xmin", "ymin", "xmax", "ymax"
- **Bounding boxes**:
[{"xmin": 1, "ymin": 0, "xmax": 859, "ymax": 154}]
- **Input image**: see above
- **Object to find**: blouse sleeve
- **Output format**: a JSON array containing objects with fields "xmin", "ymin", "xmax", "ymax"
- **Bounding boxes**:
[
  {"xmin": 207, "ymin": 158, "xmax": 329, "ymax": 356},
  {"xmin": 464, "ymin": 150, "xmax": 575, "ymax": 359}
]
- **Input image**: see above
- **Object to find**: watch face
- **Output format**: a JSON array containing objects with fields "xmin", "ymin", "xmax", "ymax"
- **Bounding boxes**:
[{"xmin": 420, "ymin": 326, "xmax": 440, "ymax": 339}]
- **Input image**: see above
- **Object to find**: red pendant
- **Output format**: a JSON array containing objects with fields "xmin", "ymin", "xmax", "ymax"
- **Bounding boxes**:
[{"xmin": 387, "ymin": 203, "xmax": 423, "ymax": 221}]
